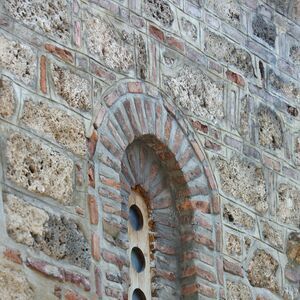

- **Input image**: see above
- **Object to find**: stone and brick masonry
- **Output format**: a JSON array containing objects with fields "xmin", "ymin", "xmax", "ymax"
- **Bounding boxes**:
[{"xmin": 0, "ymin": 0, "xmax": 299, "ymax": 299}]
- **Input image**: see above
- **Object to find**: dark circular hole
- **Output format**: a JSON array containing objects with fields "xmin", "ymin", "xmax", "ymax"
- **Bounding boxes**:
[
  {"xmin": 131, "ymin": 247, "xmax": 145, "ymax": 273},
  {"xmin": 129, "ymin": 204, "xmax": 143, "ymax": 231},
  {"xmin": 132, "ymin": 288, "xmax": 146, "ymax": 300}
]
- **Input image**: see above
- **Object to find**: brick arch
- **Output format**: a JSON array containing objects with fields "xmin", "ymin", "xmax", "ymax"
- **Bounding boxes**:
[{"xmin": 92, "ymin": 81, "xmax": 221, "ymax": 299}]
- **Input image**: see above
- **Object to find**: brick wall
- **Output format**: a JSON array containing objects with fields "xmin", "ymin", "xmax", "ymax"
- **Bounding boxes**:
[{"xmin": 0, "ymin": 0, "xmax": 299, "ymax": 299}]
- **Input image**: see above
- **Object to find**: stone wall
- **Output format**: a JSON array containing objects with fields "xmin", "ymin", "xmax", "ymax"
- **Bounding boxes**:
[{"xmin": 0, "ymin": 0, "xmax": 299, "ymax": 299}]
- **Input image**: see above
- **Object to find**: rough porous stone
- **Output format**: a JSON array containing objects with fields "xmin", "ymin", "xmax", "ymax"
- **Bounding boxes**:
[
  {"xmin": 226, "ymin": 281, "xmax": 252, "ymax": 300},
  {"xmin": 21, "ymin": 100, "xmax": 87, "ymax": 156},
  {"xmin": 51, "ymin": 64, "xmax": 91, "ymax": 111},
  {"xmin": 204, "ymin": 30, "xmax": 253, "ymax": 76},
  {"xmin": 4, "ymin": 0, "xmax": 70, "ymax": 40},
  {"xmin": 0, "ymin": 78, "xmax": 16, "ymax": 118},
  {"xmin": 164, "ymin": 66, "xmax": 224, "ymax": 121},
  {"xmin": 252, "ymin": 15, "xmax": 276, "ymax": 47},
  {"xmin": 239, "ymin": 95, "xmax": 250, "ymax": 138},
  {"xmin": 181, "ymin": 17, "xmax": 197, "ymax": 40},
  {"xmin": 269, "ymin": 70, "xmax": 300, "ymax": 103},
  {"xmin": 223, "ymin": 203, "xmax": 255, "ymax": 230},
  {"xmin": 136, "ymin": 34, "xmax": 147, "ymax": 80},
  {"xmin": 6, "ymin": 133, "xmax": 73, "ymax": 205},
  {"xmin": 290, "ymin": 45, "xmax": 300, "ymax": 64},
  {"xmin": 287, "ymin": 232, "xmax": 300, "ymax": 264},
  {"xmin": 266, "ymin": 0, "xmax": 290, "ymax": 15},
  {"xmin": 295, "ymin": 136, "xmax": 300, "ymax": 164},
  {"xmin": 0, "ymin": 263, "xmax": 34, "ymax": 300},
  {"xmin": 257, "ymin": 106, "xmax": 283, "ymax": 150},
  {"xmin": 247, "ymin": 249, "xmax": 279, "ymax": 293},
  {"xmin": 145, "ymin": 0, "xmax": 174, "ymax": 26},
  {"xmin": 277, "ymin": 183, "xmax": 300, "ymax": 227},
  {"xmin": 0, "ymin": 35, "xmax": 35, "ymax": 84},
  {"xmin": 86, "ymin": 15, "xmax": 134, "ymax": 71},
  {"xmin": 226, "ymin": 233, "xmax": 242, "ymax": 256},
  {"xmin": 261, "ymin": 222, "xmax": 283, "ymax": 250},
  {"xmin": 216, "ymin": 156, "xmax": 267, "ymax": 213}
]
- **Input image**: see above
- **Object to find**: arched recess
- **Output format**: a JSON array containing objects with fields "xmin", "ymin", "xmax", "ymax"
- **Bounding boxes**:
[{"xmin": 92, "ymin": 81, "xmax": 221, "ymax": 299}]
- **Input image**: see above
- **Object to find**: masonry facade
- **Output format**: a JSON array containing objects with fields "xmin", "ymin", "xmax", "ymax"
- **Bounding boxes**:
[{"xmin": 0, "ymin": 0, "xmax": 299, "ymax": 299}]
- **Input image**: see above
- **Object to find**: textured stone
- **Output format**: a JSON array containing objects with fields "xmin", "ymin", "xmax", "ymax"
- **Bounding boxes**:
[
  {"xmin": 217, "ymin": 156, "xmax": 267, "ymax": 213},
  {"xmin": 257, "ymin": 106, "xmax": 283, "ymax": 150},
  {"xmin": 204, "ymin": 30, "xmax": 253, "ymax": 76},
  {"xmin": 181, "ymin": 17, "xmax": 197, "ymax": 40},
  {"xmin": 223, "ymin": 203, "xmax": 255, "ymax": 230},
  {"xmin": 21, "ymin": 100, "xmax": 87, "ymax": 156},
  {"xmin": 164, "ymin": 66, "xmax": 224, "ymax": 122},
  {"xmin": 290, "ymin": 45, "xmax": 300, "ymax": 64},
  {"xmin": 4, "ymin": 0, "xmax": 70, "ymax": 40},
  {"xmin": 145, "ymin": 0, "xmax": 174, "ymax": 26},
  {"xmin": 252, "ymin": 15, "xmax": 276, "ymax": 47},
  {"xmin": 86, "ymin": 14, "xmax": 134, "ymax": 71},
  {"xmin": 0, "ymin": 78, "xmax": 16, "ymax": 118},
  {"xmin": 136, "ymin": 34, "xmax": 147, "ymax": 80},
  {"xmin": 51, "ymin": 64, "xmax": 91, "ymax": 111},
  {"xmin": 0, "ymin": 35, "xmax": 35, "ymax": 84},
  {"xmin": 226, "ymin": 281, "xmax": 252, "ymax": 300},
  {"xmin": 226, "ymin": 233, "xmax": 242, "ymax": 256},
  {"xmin": 287, "ymin": 232, "xmax": 300, "ymax": 264},
  {"xmin": 261, "ymin": 222, "xmax": 283, "ymax": 250},
  {"xmin": 248, "ymin": 250, "xmax": 279, "ymax": 293},
  {"xmin": 0, "ymin": 263, "xmax": 34, "ymax": 300},
  {"xmin": 277, "ymin": 183, "xmax": 300, "ymax": 227},
  {"xmin": 239, "ymin": 95, "xmax": 250, "ymax": 138},
  {"xmin": 266, "ymin": 0, "xmax": 290, "ymax": 15},
  {"xmin": 6, "ymin": 133, "xmax": 73, "ymax": 205}
]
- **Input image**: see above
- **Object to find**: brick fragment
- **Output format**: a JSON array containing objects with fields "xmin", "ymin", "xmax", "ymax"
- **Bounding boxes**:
[
  {"xmin": 88, "ymin": 195, "xmax": 99, "ymax": 225},
  {"xmin": 3, "ymin": 248, "xmax": 22, "ymax": 264},
  {"xmin": 149, "ymin": 24, "xmax": 164, "ymax": 41},
  {"xmin": 45, "ymin": 44, "xmax": 73, "ymax": 63},
  {"xmin": 40, "ymin": 55, "xmax": 47, "ymax": 94}
]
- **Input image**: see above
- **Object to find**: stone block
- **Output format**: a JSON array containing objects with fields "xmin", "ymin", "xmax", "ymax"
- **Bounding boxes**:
[
  {"xmin": 290, "ymin": 45, "xmax": 300, "ymax": 64},
  {"xmin": 180, "ymin": 17, "xmax": 198, "ymax": 41},
  {"xmin": 252, "ymin": 14, "xmax": 276, "ymax": 47},
  {"xmin": 287, "ymin": 232, "xmax": 300, "ymax": 264},
  {"xmin": 0, "ymin": 78, "xmax": 16, "ymax": 119},
  {"xmin": 225, "ymin": 232, "xmax": 242, "ymax": 256},
  {"xmin": 21, "ymin": 100, "xmax": 87, "ymax": 156},
  {"xmin": 145, "ymin": 0, "xmax": 174, "ymax": 26},
  {"xmin": 261, "ymin": 221, "xmax": 284, "ymax": 250},
  {"xmin": 6, "ymin": 132, "xmax": 73, "ymax": 205},
  {"xmin": 226, "ymin": 280, "xmax": 252, "ymax": 300}
]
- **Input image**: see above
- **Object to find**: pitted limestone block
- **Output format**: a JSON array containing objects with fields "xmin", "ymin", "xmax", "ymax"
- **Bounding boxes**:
[
  {"xmin": 216, "ymin": 156, "xmax": 267, "ymax": 213},
  {"xmin": 277, "ymin": 183, "xmax": 300, "ymax": 227},
  {"xmin": 239, "ymin": 95, "xmax": 251, "ymax": 138},
  {"xmin": 261, "ymin": 221, "xmax": 283, "ymax": 250},
  {"xmin": 252, "ymin": 14, "xmax": 276, "ymax": 47},
  {"xmin": 0, "ymin": 78, "xmax": 16, "ymax": 118},
  {"xmin": 86, "ymin": 15, "xmax": 134, "ymax": 71},
  {"xmin": 51, "ymin": 64, "xmax": 91, "ymax": 111},
  {"xmin": 266, "ymin": 0, "xmax": 290, "ymax": 15},
  {"xmin": 0, "ymin": 263, "xmax": 34, "ymax": 300},
  {"xmin": 21, "ymin": 100, "xmax": 87, "ymax": 156},
  {"xmin": 226, "ymin": 281, "xmax": 252, "ymax": 300},
  {"xmin": 4, "ymin": 194, "xmax": 48, "ymax": 246},
  {"xmin": 0, "ymin": 35, "xmax": 35, "ymax": 84},
  {"xmin": 290, "ymin": 45, "xmax": 300, "ymax": 64},
  {"xmin": 6, "ymin": 133, "xmax": 73, "ymax": 205},
  {"xmin": 145, "ymin": 0, "xmax": 174, "ymax": 26},
  {"xmin": 4, "ymin": 0, "xmax": 70, "ymax": 40},
  {"xmin": 269, "ymin": 70, "xmax": 300, "ymax": 103},
  {"xmin": 226, "ymin": 233, "xmax": 242, "ymax": 256},
  {"xmin": 223, "ymin": 203, "xmax": 255, "ymax": 231},
  {"xmin": 181, "ymin": 17, "xmax": 197, "ymax": 40},
  {"xmin": 247, "ymin": 249, "xmax": 279, "ymax": 293},
  {"xmin": 287, "ymin": 232, "xmax": 300, "ymax": 264},
  {"xmin": 137, "ymin": 34, "xmax": 147, "ymax": 80},
  {"xmin": 204, "ymin": 30, "xmax": 253, "ymax": 76},
  {"xmin": 207, "ymin": 0, "xmax": 241, "ymax": 27},
  {"xmin": 164, "ymin": 66, "xmax": 224, "ymax": 122},
  {"xmin": 257, "ymin": 106, "xmax": 283, "ymax": 150}
]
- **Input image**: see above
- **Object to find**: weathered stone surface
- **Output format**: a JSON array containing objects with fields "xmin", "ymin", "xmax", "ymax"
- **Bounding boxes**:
[
  {"xmin": 217, "ymin": 156, "xmax": 267, "ymax": 213},
  {"xmin": 51, "ymin": 64, "xmax": 91, "ymax": 111},
  {"xmin": 257, "ymin": 106, "xmax": 283, "ymax": 150},
  {"xmin": 145, "ymin": 0, "xmax": 174, "ymax": 26},
  {"xmin": 4, "ymin": 194, "xmax": 49, "ymax": 246},
  {"xmin": 0, "ymin": 263, "xmax": 34, "ymax": 300},
  {"xmin": 164, "ymin": 66, "xmax": 224, "ymax": 121},
  {"xmin": 181, "ymin": 17, "xmax": 197, "ymax": 40},
  {"xmin": 290, "ymin": 45, "xmax": 300, "ymax": 64},
  {"xmin": 277, "ymin": 183, "xmax": 300, "ymax": 227},
  {"xmin": 261, "ymin": 222, "xmax": 283, "ymax": 250},
  {"xmin": 86, "ymin": 14, "xmax": 134, "ymax": 71},
  {"xmin": 295, "ymin": 136, "xmax": 300, "ymax": 164},
  {"xmin": 287, "ymin": 232, "xmax": 300, "ymax": 264},
  {"xmin": 136, "ymin": 34, "xmax": 147, "ymax": 80},
  {"xmin": 6, "ymin": 133, "xmax": 73, "ymax": 205},
  {"xmin": 0, "ymin": 35, "xmax": 35, "ymax": 84},
  {"xmin": 269, "ymin": 70, "xmax": 300, "ymax": 103},
  {"xmin": 248, "ymin": 250, "xmax": 279, "ymax": 293},
  {"xmin": 223, "ymin": 203, "xmax": 255, "ymax": 230},
  {"xmin": 0, "ymin": 78, "xmax": 16, "ymax": 118},
  {"xmin": 226, "ymin": 233, "xmax": 242, "ymax": 256},
  {"xmin": 252, "ymin": 15, "xmax": 276, "ymax": 47},
  {"xmin": 239, "ymin": 95, "xmax": 250, "ymax": 138},
  {"xmin": 266, "ymin": 0, "xmax": 290, "ymax": 15},
  {"xmin": 226, "ymin": 280, "xmax": 252, "ymax": 300},
  {"xmin": 204, "ymin": 30, "xmax": 253, "ymax": 76},
  {"xmin": 21, "ymin": 100, "xmax": 87, "ymax": 156},
  {"xmin": 4, "ymin": 0, "xmax": 70, "ymax": 40}
]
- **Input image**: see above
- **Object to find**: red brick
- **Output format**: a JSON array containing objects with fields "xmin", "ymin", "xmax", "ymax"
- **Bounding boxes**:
[
  {"xmin": 3, "ymin": 248, "xmax": 22, "ymax": 264},
  {"xmin": 178, "ymin": 199, "xmax": 210, "ymax": 213},
  {"xmin": 90, "ymin": 61, "xmax": 116, "ymax": 81},
  {"xmin": 205, "ymin": 139, "xmax": 221, "ymax": 151},
  {"xmin": 204, "ymin": 165, "xmax": 217, "ymax": 190},
  {"xmin": 182, "ymin": 233, "xmax": 214, "ymax": 250},
  {"xmin": 191, "ymin": 140, "xmax": 205, "ymax": 161},
  {"xmin": 102, "ymin": 250, "xmax": 128, "ymax": 270},
  {"xmin": 75, "ymin": 206, "xmax": 84, "ymax": 216},
  {"xmin": 155, "ymin": 243, "xmax": 176, "ymax": 255},
  {"xmin": 226, "ymin": 70, "xmax": 245, "ymax": 86},
  {"xmin": 74, "ymin": 21, "xmax": 81, "ymax": 48},
  {"xmin": 128, "ymin": 82, "xmax": 143, "ymax": 93},
  {"xmin": 182, "ymin": 283, "xmax": 216, "ymax": 298},
  {"xmin": 182, "ymin": 265, "xmax": 216, "ymax": 283},
  {"xmin": 166, "ymin": 36, "xmax": 185, "ymax": 52},
  {"xmin": 64, "ymin": 290, "xmax": 87, "ymax": 300},
  {"xmin": 211, "ymin": 192, "xmax": 220, "ymax": 214},
  {"xmin": 95, "ymin": 267, "xmax": 102, "ymax": 296},
  {"xmin": 223, "ymin": 258, "xmax": 243, "ymax": 277},
  {"xmin": 88, "ymin": 195, "xmax": 98, "ymax": 225},
  {"xmin": 262, "ymin": 154, "xmax": 281, "ymax": 172},
  {"xmin": 40, "ymin": 55, "xmax": 47, "ymax": 94},
  {"xmin": 100, "ymin": 176, "xmax": 121, "ymax": 189},
  {"xmin": 217, "ymin": 257, "xmax": 224, "ymax": 285},
  {"xmin": 92, "ymin": 233, "xmax": 101, "ymax": 261},
  {"xmin": 88, "ymin": 129, "xmax": 98, "ymax": 158},
  {"xmin": 104, "ymin": 90, "xmax": 120, "ymax": 107},
  {"xmin": 216, "ymin": 223, "xmax": 222, "ymax": 252},
  {"xmin": 154, "ymin": 269, "xmax": 176, "ymax": 281},
  {"xmin": 149, "ymin": 24, "xmax": 164, "ymax": 41},
  {"xmin": 88, "ymin": 163, "xmax": 95, "ymax": 188},
  {"xmin": 191, "ymin": 119, "xmax": 209, "ymax": 134},
  {"xmin": 45, "ymin": 44, "xmax": 73, "ymax": 63}
]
